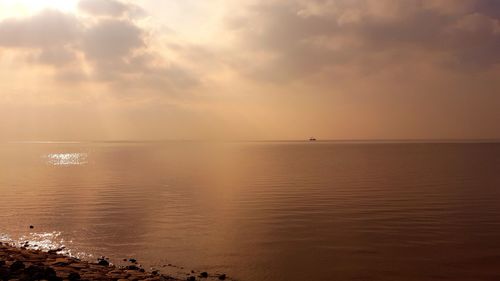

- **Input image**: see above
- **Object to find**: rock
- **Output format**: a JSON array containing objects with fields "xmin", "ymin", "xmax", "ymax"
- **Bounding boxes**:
[
  {"xmin": 125, "ymin": 265, "xmax": 140, "ymax": 271},
  {"xmin": 129, "ymin": 258, "xmax": 137, "ymax": 263},
  {"xmin": 68, "ymin": 263, "xmax": 87, "ymax": 269},
  {"xmin": 51, "ymin": 258, "xmax": 71, "ymax": 267},
  {"xmin": 0, "ymin": 244, "xmax": 180, "ymax": 281},
  {"xmin": 47, "ymin": 248, "xmax": 64, "ymax": 254},
  {"xmin": 97, "ymin": 258, "xmax": 109, "ymax": 266},
  {"xmin": 68, "ymin": 272, "xmax": 81, "ymax": 281},
  {"xmin": 0, "ymin": 267, "xmax": 11, "ymax": 279},
  {"xmin": 187, "ymin": 277, "xmax": 196, "ymax": 281},
  {"xmin": 81, "ymin": 272, "xmax": 106, "ymax": 280},
  {"xmin": 44, "ymin": 267, "xmax": 59, "ymax": 280},
  {"xmin": 25, "ymin": 265, "xmax": 45, "ymax": 279},
  {"xmin": 10, "ymin": 261, "xmax": 25, "ymax": 271},
  {"xmin": 29, "ymin": 225, "xmax": 34, "ymax": 229},
  {"xmin": 52, "ymin": 261, "xmax": 70, "ymax": 267},
  {"xmin": 199, "ymin": 272, "xmax": 208, "ymax": 278},
  {"xmin": 218, "ymin": 274, "xmax": 226, "ymax": 280}
]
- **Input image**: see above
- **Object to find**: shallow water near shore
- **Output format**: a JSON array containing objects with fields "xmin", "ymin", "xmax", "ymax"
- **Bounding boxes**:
[{"xmin": 1, "ymin": 141, "xmax": 500, "ymax": 280}]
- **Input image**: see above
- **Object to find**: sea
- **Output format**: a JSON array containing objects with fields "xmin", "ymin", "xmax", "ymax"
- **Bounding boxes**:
[{"xmin": 1, "ymin": 141, "xmax": 500, "ymax": 281}]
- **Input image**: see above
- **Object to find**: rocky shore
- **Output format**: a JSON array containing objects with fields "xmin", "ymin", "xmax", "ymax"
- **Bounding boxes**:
[{"xmin": 0, "ymin": 242, "xmax": 227, "ymax": 281}]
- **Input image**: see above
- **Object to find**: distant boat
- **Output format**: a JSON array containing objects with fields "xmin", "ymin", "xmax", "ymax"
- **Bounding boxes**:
[{"xmin": 309, "ymin": 137, "xmax": 317, "ymax": 141}]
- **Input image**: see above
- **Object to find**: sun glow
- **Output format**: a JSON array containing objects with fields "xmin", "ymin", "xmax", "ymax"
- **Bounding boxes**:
[{"xmin": 0, "ymin": 0, "xmax": 78, "ymax": 18}]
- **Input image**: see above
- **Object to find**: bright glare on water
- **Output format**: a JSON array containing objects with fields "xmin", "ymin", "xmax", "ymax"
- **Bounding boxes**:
[
  {"xmin": 45, "ymin": 153, "xmax": 88, "ymax": 166},
  {"xmin": 1, "ymin": 142, "xmax": 500, "ymax": 281}
]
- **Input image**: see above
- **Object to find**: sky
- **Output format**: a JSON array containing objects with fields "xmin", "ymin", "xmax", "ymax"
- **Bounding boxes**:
[{"xmin": 0, "ymin": 0, "xmax": 499, "ymax": 141}]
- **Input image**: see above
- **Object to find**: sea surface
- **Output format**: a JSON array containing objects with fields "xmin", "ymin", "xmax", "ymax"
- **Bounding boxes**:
[{"xmin": 1, "ymin": 142, "xmax": 500, "ymax": 281}]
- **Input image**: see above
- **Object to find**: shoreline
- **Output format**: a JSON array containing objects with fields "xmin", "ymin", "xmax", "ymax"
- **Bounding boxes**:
[{"xmin": 0, "ymin": 242, "xmax": 227, "ymax": 281}]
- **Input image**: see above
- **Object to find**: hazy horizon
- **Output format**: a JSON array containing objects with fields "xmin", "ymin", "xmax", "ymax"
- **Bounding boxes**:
[{"xmin": 3, "ymin": 137, "xmax": 500, "ymax": 143}]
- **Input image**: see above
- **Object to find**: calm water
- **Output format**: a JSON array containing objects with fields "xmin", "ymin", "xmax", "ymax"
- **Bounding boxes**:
[{"xmin": 1, "ymin": 142, "xmax": 500, "ymax": 281}]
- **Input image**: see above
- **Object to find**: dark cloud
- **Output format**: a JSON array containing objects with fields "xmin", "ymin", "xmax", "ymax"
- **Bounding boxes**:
[
  {"xmin": 228, "ymin": 0, "xmax": 500, "ymax": 82},
  {"xmin": 82, "ymin": 19, "xmax": 144, "ymax": 60},
  {"xmin": 0, "ymin": 9, "xmax": 79, "ymax": 48},
  {"xmin": 474, "ymin": 0, "xmax": 500, "ymax": 19},
  {"xmin": 0, "ymin": 7, "xmax": 199, "ymax": 93},
  {"xmin": 78, "ymin": 20, "xmax": 199, "ymax": 92},
  {"xmin": 35, "ymin": 47, "xmax": 77, "ymax": 66}
]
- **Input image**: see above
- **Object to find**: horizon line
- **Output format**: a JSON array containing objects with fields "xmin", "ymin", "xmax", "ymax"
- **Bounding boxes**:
[{"xmin": 2, "ymin": 138, "xmax": 500, "ymax": 144}]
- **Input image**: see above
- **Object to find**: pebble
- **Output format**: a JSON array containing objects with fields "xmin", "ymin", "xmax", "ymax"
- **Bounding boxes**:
[
  {"xmin": 69, "ymin": 271, "xmax": 81, "ymax": 280},
  {"xmin": 0, "ymin": 244, "xmax": 183, "ymax": 281},
  {"xmin": 125, "ymin": 265, "xmax": 140, "ymax": 270},
  {"xmin": 98, "ymin": 259, "xmax": 110, "ymax": 266},
  {"xmin": 10, "ymin": 261, "xmax": 25, "ymax": 271}
]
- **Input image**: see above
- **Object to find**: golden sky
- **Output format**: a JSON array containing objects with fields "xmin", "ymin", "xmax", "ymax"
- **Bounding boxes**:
[{"xmin": 0, "ymin": 0, "xmax": 499, "ymax": 141}]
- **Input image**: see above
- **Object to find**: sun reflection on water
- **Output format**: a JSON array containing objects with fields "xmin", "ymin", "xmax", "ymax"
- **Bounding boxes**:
[
  {"xmin": 45, "ymin": 153, "xmax": 88, "ymax": 166},
  {"xmin": 0, "ymin": 231, "xmax": 91, "ymax": 259}
]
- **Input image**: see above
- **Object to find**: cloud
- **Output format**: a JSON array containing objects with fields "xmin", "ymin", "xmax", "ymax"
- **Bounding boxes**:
[
  {"xmin": 0, "ymin": 3, "xmax": 199, "ymax": 95},
  {"xmin": 0, "ymin": 0, "xmax": 499, "ymax": 141},
  {"xmin": 78, "ymin": 0, "xmax": 127, "ymax": 17},
  {"xmin": 82, "ymin": 19, "xmax": 144, "ymax": 60},
  {"xmin": 473, "ymin": 0, "xmax": 500, "ymax": 19},
  {"xmin": 0, "ymin": 9, "xmax": 79, "ymax": 48},
  {"xmin": 34, "ymin": 46, "xmax": 77, "ymax": 66},
  {"xmin": 227, "ymin": 0, "xmax": 500, "ymax": 82},
  {"xmin": 78, "ymin": 0, "xmax": 147, "ymax": 19}
]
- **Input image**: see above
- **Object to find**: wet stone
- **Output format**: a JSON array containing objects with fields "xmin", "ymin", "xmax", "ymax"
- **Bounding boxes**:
[
  {"xmin": 68, "ymin": 272, "xmax": 81, "ymax": 281},
  {"xmin": 52, "ymin": 257, "xmax": 71, "ymax": 265},
  {"xmin": 0, "ymin": 267, "xmax": 11, "ymax": 279},
  {"xmin": 97, "ymin": 259, "xmax": 110, "ymax": 266},
  {"xmin": 0, "ymin": 244, "xmax": 186, "ymax": 281},
  {"xmin": 125, "ymin": 265, "xmax": 140, "ymax": 271},
  {"xmin": 10, "ymin": 261, "xmax": 25, "ymax": 271},
  {"xmin": 69, "ymin": 263, "xmax": 88, "ymax": 269}
]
